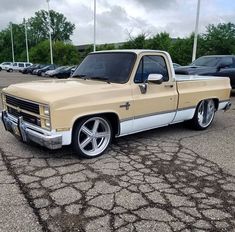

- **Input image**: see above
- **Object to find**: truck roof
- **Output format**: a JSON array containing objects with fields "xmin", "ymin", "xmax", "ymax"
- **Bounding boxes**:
[{"xmin": 91, "ymin": 49, "xmax": 168, "ymax": 55}]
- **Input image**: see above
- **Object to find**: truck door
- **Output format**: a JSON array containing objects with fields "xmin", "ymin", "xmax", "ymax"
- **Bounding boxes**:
[{"xmin": 131, "ymin": 53, "xmax": 178, "ymax": 133}]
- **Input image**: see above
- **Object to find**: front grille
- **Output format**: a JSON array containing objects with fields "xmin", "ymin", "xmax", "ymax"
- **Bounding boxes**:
[
  {"xmin": 7, "ymin": 107, "xmax": 41, "ymax": 126},
  {"xmin": 6, "ymin": 95, "xmax": 39, "ymax": 114},
  {"xmin": 5, "ymin": 95, "xmax": 41, "ymax": 127}
]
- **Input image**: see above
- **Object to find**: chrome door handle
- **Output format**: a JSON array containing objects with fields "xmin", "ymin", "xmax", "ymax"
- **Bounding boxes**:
[{"xmin": 165, "ymin": 84, "xmax": 174, "ymax": 88}]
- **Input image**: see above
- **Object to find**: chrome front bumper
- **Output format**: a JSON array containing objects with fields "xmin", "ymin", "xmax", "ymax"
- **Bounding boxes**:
[{"xmin": 1, "ymin": 111, "xmax": 62, "ymax": 149}]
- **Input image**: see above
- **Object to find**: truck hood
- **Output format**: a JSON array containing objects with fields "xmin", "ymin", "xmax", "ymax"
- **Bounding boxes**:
[
  {"xmin": 3, "ymin": 79, "xmax": 125, "ymax": 105},
  {"xmin": 175, "ymin": 65, "xmax": 216, "ymax": 75}
]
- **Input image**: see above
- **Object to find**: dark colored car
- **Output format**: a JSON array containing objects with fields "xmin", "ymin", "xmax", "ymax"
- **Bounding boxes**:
[
  {"xmin": 173, "ymin": 63, "xmax": 181, "ymax": 69},
  {"xmin": 37, "ymin": 64, "xmax": 58, "ymax": 76},
  {"xmin": 32, "ymin": 64, "xmax": 49, "ymax": 75},
  {"xmin": 55, "ymin": 66, "xmax": 76, "ymax": 79},
  {"xmin": 22, "ymin": 64, "xmax": 40, "ymax": 74},
  {"xmin": 23, "ymin": 64, "xmax": 48, "ymax": 75},
  {"xmin": 45, "ymin": 66, "xmax": 68, "ymax": 77},
  {"xmin": 175, "ymin": 55, "xmax": 235, "ymax": 89}
]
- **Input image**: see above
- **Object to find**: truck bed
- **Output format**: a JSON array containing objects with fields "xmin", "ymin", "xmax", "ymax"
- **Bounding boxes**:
[{"xmin": 175, "ymin": 74, "xmax": 231, "ymax": 110}]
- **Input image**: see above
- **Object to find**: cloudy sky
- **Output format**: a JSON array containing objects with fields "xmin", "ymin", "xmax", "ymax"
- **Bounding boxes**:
[{"xmin": 0, "ymin": 0, "xmax": 235, "ymax": 45}]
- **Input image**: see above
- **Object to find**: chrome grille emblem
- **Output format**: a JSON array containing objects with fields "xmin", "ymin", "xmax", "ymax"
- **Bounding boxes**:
[{"xmin": 16, "ymin": 107, "xmax": 21, "ymax": 113}]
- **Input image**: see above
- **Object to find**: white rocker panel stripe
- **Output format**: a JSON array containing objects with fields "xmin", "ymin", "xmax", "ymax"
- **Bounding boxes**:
[{"xmin": 119, "ymin": 112, "xmax": 175, "ymax": 137}]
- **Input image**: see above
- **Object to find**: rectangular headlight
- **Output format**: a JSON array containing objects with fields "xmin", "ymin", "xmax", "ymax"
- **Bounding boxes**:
[
  {"xmin": 43, "ymin": 106, "xmax": 50, "ymax": 116},
  {"xmin": 45, "ymin": 120, "xmax": 51, "ymax": 128}
]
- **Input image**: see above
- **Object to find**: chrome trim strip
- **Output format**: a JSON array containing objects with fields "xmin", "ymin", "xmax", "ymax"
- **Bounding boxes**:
[
  {"xmin": 120, "ymin": 106, "xmax": 196, "ymax": 123},
  {"xmin": 1, "ymin": 111, "xmax": 62, "ymax": 149},
  {"xmin": 5, "ymin": 103, "xmax": 49, "ymax": 119},
  {"xmin": 133, "ymin": 109, "xmax": 176, "ymax": 120},
  {"xmin": 7, "ymin": 113, "xmax": 51, "ymax": 134},
  {"xmin": 3, "ymin": 94, "xmax": 51, "ymax": 130}
]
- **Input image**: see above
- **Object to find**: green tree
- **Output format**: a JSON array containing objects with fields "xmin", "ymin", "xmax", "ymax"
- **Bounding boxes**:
[
  {"xmin": 169, "ymin": 33, "xmax": 207, "ymax": 65},
  {"xmin": 97, "ymin": 43, "xmax": 116, "ymax": 51},
  {"xmin": 0, "ymin": 10, "xmax": 75, "ymax": 63},
  {"xmin": 121, "ymin": 34, "xmax": 147, "ymax": 49},
  {"xmin": 0, "ymin": 23, "xmax": 27, "ymax": 62},
  {"xmin": 0, "ymin": 27, "xmax": 12, "ymax": 62},
  {"xmin": 202, "ymin": 23, "xmax": 235, "ymax": 55},
  {"xmin": 27, "ymin": 10, "xmax": 75, "ymax": 45},
  {"xmin": 53, "ymin": 41, "xmax": 80, "ymax": 65},
  {"xmin": 28, "ymin": 10, "xmax": 75, "ymax": 43},
  {"xmin": 146, "ymin": 32, "xmax": 172, "ymax": 51},
  {"xmin": 169, "ymin": 37, "xmax": 193, "ymax": 65},
  {"xmin": 29, "ymin": 40, "xmax": 80, "ymax": 65}
]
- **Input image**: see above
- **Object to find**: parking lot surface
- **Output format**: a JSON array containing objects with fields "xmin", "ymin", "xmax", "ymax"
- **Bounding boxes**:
[{"xmin": 0, "ymin": 71, "xmax": 235, "ymax": 231}]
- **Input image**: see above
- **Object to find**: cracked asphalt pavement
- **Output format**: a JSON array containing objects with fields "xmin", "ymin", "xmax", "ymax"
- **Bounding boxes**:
[{"xmin": 0, "ymin": 72, "xmax": 235, "ymax": 232}]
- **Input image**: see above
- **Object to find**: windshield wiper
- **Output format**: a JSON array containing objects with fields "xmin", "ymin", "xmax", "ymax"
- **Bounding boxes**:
[
  {"xmin": 72, "ymin": 75, "xmax": 110, "ymax": 83},
  {"xmin": 72, "ymin": 74, "xmax": 87, "ymax": 79},
  {"xmin": 87, "ymin": 76, "xmax": 111, "ymax": 83}
]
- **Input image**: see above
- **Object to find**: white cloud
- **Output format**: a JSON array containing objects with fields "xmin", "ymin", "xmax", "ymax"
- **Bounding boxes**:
[{"xmin": 0, "ymin": 0, "xmax": 234, "ymax": 45}]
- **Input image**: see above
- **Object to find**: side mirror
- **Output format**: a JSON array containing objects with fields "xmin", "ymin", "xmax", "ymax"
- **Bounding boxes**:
[
  {"xmin": 148, "ymin": 74, "xmax": 163, "ymax": 84},
  {"xmin": 139, "ymin": 74, "xmax": 164, "ymax": 94}
]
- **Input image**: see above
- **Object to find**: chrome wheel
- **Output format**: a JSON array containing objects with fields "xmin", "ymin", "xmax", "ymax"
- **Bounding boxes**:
[
  {"xmin": 77, "ymin": 117, "xmax": 111, "ymax": 157},
  {"xmin": 197, "ymin": 99, "xmax": 215, "ymax": 128}
]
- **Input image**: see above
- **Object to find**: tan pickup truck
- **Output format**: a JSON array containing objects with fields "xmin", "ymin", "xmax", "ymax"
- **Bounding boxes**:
[{"xmin": 1, "ymin": 50, "xmax": 232, "ymax": 158}]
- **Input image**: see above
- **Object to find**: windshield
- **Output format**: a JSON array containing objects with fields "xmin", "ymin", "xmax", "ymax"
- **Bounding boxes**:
[
  {"xmin": 191, "ymin": 57, "xmax": 222, "ymax": 67},
  {"xmin": 72, "ymin": 52, "xmax": 136, "ymax": 83}
]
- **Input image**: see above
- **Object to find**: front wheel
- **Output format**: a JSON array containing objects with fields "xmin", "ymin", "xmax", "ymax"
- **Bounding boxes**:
[
  {"xmin": 72, "ymin": 116, "xmax": 112, "ymax": 158},
  {"xmin": 191, "ymin": 99, "xmax": 215, "ymax": 130}
]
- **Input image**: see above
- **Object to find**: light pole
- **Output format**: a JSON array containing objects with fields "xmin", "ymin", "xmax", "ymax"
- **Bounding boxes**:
[
  {"xmin": 10, "ymin": 22, "xmax": 15, "ymax": 63},
  {"xmin": 24, "ymin": 18, "xmax": 29, "ymax": 63},
  {"xmin": 46, "ymin": 0, "xmax": 53, "ymax": 64},
  {"xmin": 192, "ymin": 0, "xmax": 201, "ymax": 62},
  {"xmin": 93, "ymin": 0, "xmax": 96, "ymax": 52}
]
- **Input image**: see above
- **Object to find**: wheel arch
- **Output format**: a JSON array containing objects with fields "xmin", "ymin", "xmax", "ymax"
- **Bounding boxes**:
[
  {"xmin": 72, "ymin": 112, "xmax": 120, "ymax": 138},
  {"xmin": 196, "ymin": 98, "xmax": 219, "ymax": 110}
]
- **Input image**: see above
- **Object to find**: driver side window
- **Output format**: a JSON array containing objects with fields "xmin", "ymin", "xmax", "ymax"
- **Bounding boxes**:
[{"xmin": 134, "ymin": 55, "xmax": 169, "ymax": 83}]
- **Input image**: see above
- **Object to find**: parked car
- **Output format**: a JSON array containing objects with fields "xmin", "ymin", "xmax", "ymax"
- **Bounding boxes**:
[
  {"xmin": 45, "ymin": 66, "xmax": 67, "ymax": 77},
  {"xmin": 37, "ymin": 64, "xmax": 58, "ymax": 76},
  {"xmin": 22, "ymin": 64, "xmax": 41, "ymax": 74},
  {"xmin": 32, "ymin": 64, "xmax": 49, "ymax": 75},
  {"xmin": 173, "ymin": 63, "xmax": 181, "ymax": 69},
  {"xmin": 175, "ymin": 55, "xmax": 235, "ymax": 89},
  {"xmin": 0, "ymin": 62, "xmax": 13, "ymax": 71},
  {"xmin": 1, "ymin": 50, "xmax": 231, "ymax": 158},
  {"xmin": 9, "ymin": 62, "xmax": 33, "ymax": 72},
  {"xmin": 55, "ymin": 66, "xmax": 75, "ymax": 79}
]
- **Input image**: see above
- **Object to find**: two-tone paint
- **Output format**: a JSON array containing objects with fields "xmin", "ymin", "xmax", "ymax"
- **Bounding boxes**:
[{"xmin": 1, "ymin": 50, "xmax": 232, "ymax": 147}]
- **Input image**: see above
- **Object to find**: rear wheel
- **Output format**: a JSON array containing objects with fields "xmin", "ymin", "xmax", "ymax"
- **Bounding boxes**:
[
  {"xmin": 72, "ymin": 116, "xmax": 112, "ymax": 158},
  {"xmin": 191, "ymin": 99, "xmax": 215, "ymax": 130}
]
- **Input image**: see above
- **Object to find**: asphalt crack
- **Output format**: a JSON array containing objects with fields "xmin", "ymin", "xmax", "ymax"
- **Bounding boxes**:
[
  {"xmin": 0, "ymin": 147, "xmax": 49, "ymax": 232},
  {"xmin": 0, "ymin": 127, "xmax": 235, "ymax": 231}
]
